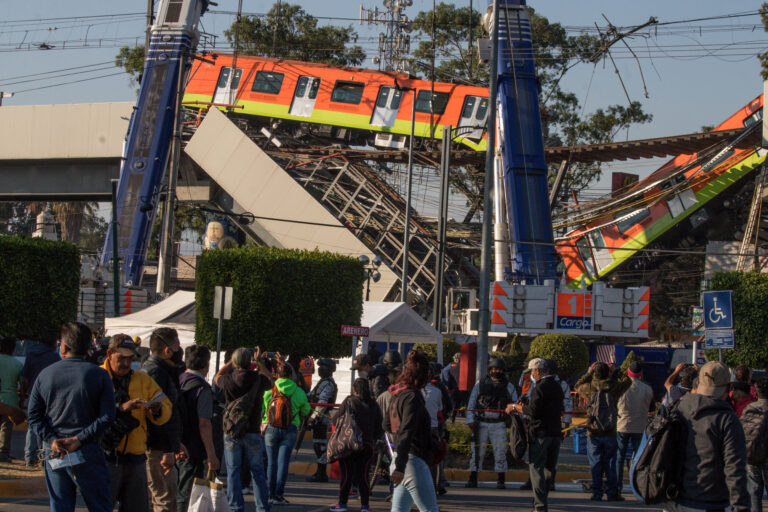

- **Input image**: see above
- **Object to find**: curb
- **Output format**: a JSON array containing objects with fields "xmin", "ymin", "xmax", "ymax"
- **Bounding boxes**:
[
  {"xmin": 0, "ymin": 476, "xmax": 47, "ymax": 497},
  {"xmin": 288, "ymin": 462, "xmax": 591, "ymax": 482}
]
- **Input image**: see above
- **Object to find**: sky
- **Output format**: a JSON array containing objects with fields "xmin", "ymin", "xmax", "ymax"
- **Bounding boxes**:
[{"xmin": 1, "ymin": 0, "xmax": 767, "ymax": 209}]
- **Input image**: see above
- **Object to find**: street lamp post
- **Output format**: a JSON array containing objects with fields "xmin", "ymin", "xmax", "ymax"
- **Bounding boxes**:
[{"xmin": 358, "ymin": 255, "xmax": 382, "ymax": 302}]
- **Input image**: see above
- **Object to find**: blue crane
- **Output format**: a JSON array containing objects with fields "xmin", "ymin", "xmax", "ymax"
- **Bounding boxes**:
[{"xmin": 101, "ymin": 0, "xmax": 210, "ymax": 286}]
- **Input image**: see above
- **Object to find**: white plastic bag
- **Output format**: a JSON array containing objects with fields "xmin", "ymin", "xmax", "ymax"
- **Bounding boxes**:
[{"xmin": 188, "ymin": 471, "xmax": 231, "ymax": 512}]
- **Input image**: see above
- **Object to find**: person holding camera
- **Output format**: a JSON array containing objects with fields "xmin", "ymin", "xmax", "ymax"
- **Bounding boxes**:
[
  {"xmin": 101, "ymin": 334, "xmax": 172, "ymax": 512},
  {"xmin": 27, "ymin": 322, "xmax": 116, "ymax": 512}
]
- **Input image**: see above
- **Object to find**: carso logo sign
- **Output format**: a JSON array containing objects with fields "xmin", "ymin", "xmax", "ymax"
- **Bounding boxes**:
[{"xmin": 556, "ymin": 293, "xmax": 593, "ymax": 331}]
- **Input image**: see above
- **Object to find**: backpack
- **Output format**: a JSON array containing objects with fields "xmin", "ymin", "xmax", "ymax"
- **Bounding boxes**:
[
  {"xmin": 630, "ymin": 405, "xmax": 688, "ymax": 505},
  {"xmin": 267, "ymin": 385, "xmax": 293, "ymax": 429},
  {"xmin": 508, "ymin": 413, "xmax": 527, "ymax": 462},
  {"xmin": 744, "ymin": 407, "xmax": 768, "ymax": 465},
  {"xmin": 588, "ymin": 389, "xmax": 617, "ymax": 433},
  {"xmin": 222, "ymin": 379, "xmax": 263, "ymax": 440}
]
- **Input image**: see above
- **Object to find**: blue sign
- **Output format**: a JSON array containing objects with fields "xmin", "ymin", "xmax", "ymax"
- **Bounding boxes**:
[
  {"xmin": 556, "ymin": 316, "xmax": 592, "ymax": 330},
  {"xmin": 703, "ymin": 290, "xmax": 733, "ymax": 329},
  {"xmin": 704, "ymin": 329, "xmax": 735, "ymax": 349}
]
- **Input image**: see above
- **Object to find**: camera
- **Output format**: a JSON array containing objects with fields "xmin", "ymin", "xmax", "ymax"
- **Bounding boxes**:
[{"xmin": 101, "ymin": 410, "xmax": 140, "ymax": 451}]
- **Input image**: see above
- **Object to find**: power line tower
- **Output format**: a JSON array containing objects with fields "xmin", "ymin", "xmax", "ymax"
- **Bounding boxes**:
[{"xmin": 359, "ymin": 0, "xmax": 413, "ymax": 73}]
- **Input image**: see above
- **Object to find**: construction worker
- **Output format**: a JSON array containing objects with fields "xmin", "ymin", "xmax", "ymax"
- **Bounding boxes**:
[
  {"xmin": 465, "ymin": 357, "xmax": 518, "ymax": 489},
  {"xmin": 306, "ymin": 358, "xmax": 338, "ymax": 483}
]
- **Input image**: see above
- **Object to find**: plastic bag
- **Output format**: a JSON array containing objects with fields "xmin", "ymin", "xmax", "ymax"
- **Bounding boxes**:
[{"xmin": 188, "ymin": 471, "xmax": 231, "ymax": 512}]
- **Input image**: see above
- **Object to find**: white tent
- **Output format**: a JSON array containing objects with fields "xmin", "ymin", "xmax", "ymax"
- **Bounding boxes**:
[{"xmin": 104, "ymin": 290, "xmax": 196, "ymax": 347}]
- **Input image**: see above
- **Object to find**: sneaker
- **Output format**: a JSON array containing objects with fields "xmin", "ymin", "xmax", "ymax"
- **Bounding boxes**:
[
  {"xmin": 272, "ymin": 497, "xmax": 290, "ymax": 505},
  {"xmin": 496, "ymin": 481, "xmax": 505, "ymax": 490},
  {"xmin": 242, "ymin": 487, "xmax": 252, "ymax": 495},
  {"xmin": 589, "ymin": 494, "xmax": 602, "ymax": 501},
  {"xmin": 519, "ymin": 480, "xmax": 532, "ymax": 491},
  {"xmin": 329, "ymin": 504, "xmax": 347, "ymax": 512},
  {"xmin": 437, "ymin": 487, "xmax": 447, "ymax": 496},
  {"xmin": 360, "ymin": 507, "xmax": 372, "ymax": 512}
]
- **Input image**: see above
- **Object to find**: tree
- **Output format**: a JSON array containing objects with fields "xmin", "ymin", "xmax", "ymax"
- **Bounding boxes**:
[
  {"xmin": 705, "ymin": 271, "xmax": 768, "ymax": 368},
  {"xmin": 224, "ymin": 3, "xmax": 365, "ymax": 67},
  {"xmin": 115, "ymin": 45, "xmax": 146, "ymax": 86},
  {"xmin": 528, "ymin": 333, "xmax": 589, "ymax": 380},
  {"xmin": 760, "ymin": 3, "xmax": 768, "ymax": 79},
  {"xmin": 411, "ymin": 3, "xmax": 652, "ymax": 195}
]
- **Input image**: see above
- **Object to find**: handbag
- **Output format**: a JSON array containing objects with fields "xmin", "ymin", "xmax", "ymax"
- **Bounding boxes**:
[
  {"xmin": 327, "ymin": 410, "xmax": 364, "ymax": 463},
  {"xmin": 188, "ymin": 470, "xmax": 231, "ymax": 512}
]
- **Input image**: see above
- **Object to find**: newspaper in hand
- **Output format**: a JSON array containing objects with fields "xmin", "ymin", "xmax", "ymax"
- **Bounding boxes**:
[{"xmin": 146, "ymin": 391, "xmax": 168, "ymax": 408}]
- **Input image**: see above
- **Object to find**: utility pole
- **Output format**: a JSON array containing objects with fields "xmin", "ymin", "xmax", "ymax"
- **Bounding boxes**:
[
  {"xmin": 476, "ymin": 0, "xmax": 499, "ymax": 382},
  {"xmin": 145, "ymin": 0, "xmax": 154, "ymax": 55},
  {"xmin": 360, "ymin": 0, "xmax": 412, "ymax": 73},
  {"xmin": 399, "ymin": 87, "xmax": 417, "ymax": 355},
  {"xmin": 272, "ymin": 0, "xmax": 281, "ymax": 58},
  {"xmin": 156, "ymin": 51, "xmax": 186, "ymax": 297},
  {"xmin": 433, "ymin": 125, "xmax": 452, "ymax": 331}
]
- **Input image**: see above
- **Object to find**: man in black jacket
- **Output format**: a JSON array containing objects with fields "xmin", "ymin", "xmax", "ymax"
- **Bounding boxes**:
[
  {"xmin": 142, "ymin": 328, "xmax": 185, "ymax": 512},
  {"xmin": 665, "ymin": 361, "xmax": 749, "ymax": 512},
  {"xmin": 508, "ymin": 359, "xmax": 563, "ymax": 512}
]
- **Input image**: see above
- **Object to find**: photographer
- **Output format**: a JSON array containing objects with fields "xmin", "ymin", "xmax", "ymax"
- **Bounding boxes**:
[{"xmin": 101, "ymin": 335, "xmax": 172, "ymax": 512}]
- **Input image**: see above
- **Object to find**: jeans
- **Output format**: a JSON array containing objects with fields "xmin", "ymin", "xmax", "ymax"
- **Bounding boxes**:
[
  {"xmin": 616, "ymin": 432, "xmax": 642, "ymax": 494},
  {"xmin": 25, "ymin": 428, "xmax": 40, "ymax": 464},
  {"xmin": 108, "ymin": 458, "xmax": 149, "ymax": 512},
  {"xmin": 390, "ymin": 453, "xmax": 439, "ymax": 512},
  {"xmin": 264, "ymin": 424, "xmax": 297, "ymax": 499},
  {"xmin": 224, "ymin": 433, "xmax": 271, "ymax": 512},
  {"xmin": 529, "ymin": 436, "xmax": 560, "ymax": 512},
  {"xmin": 43, "ymin": 443, "xmax": 112, "ymax": 512},
  {"xmin": 587, "ymin": 435, "xmax": 618, "ymax": 498},
  {"xmin": 748, "ymin": 463, "xmax": 768, "ymax": 512}
]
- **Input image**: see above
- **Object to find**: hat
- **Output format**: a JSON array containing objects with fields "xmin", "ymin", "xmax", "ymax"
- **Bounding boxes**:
[
  {"xmin": 528, "ymin": 358, "xmax": 546, "ymax": 371},
  {"xmin": 350, "ymin": 353, "xmax": 371, "ymax": 370},
  {"xmin": 697, "ymin": 361, "xmax": 730, "ymax": 397},
  {"xmin": 108, "ymin": 335, "xmax": 139, "ymax": 357},
  {"xmin": 628, "ymin": 362, "xmax": 642, "ymax": 378}
]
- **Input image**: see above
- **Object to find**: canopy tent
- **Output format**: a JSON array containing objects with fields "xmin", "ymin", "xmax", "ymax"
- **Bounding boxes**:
[
  {"xmin": 359, "ymin": 301, "xmax": 443, "ymax": 361},
  {"xmin": 104, "ymin": 290, "xmax": 196, "ymax": 347}
]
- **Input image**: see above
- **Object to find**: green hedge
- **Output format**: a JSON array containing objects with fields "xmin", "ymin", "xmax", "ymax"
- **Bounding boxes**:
[
  {"xmin": 195, "ymin": 246, "xmax": 364, "ymax": 356},
  {"xmin": 528, "ymin": 333, "xmax": 589, "ymax": 380},
  {"xmin": 414, "ymin": 338, "xmax": 460, "ymax": 363},
  {"xmin": 706, "ymin": 271, "xmax": 768, "ymax": 367},
  {"xmin": 0, "ymin": 236, "xmax": 79, "ymax": 339}
]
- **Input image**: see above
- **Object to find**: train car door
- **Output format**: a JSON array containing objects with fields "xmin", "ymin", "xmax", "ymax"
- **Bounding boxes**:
[
  {"xmin": 576, "ymin": 230, "xmax": 613, "ymax": 279},
  {"xmin": 212, "ymin": 67, "xmax": 242, "ymax": 105},
  {"xmin": 458, "ymin": 96, "xmax": 488, "ymax": 140},
  {"xmin": 661, "ymin": 175, "xmax": 697, "ymax": 218},
  {"xmin": 371, "ymin": 86, "xmax": 403, "ymax": 128},
  {"xmin": 289, "ymin": 76, "xmax": 320, "ymax": 117}
]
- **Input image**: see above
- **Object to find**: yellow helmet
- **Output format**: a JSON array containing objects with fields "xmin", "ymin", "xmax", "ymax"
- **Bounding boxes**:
[{"xmin": 132, "ymin": 336, "xmax": 142, "ymax": 346}]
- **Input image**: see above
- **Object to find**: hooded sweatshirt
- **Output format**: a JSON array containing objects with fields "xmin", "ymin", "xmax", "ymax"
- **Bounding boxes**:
[
  {"xmin": 675, "ymin": 393, "xmax": 749, "ymax": 512},
  {"xmin": 574, "ymin": 372, "xmax": 632, "ymax": 437},
  {"xmin": 261, "ymin": 377, "xmax": 311, "ymax": 428}
]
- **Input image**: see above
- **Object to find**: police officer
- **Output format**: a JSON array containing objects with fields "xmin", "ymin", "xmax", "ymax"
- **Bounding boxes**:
[
  {"xmin": 306, "ymin": 358, "xmax": 338, "ymax": 482},
  {"xmin": 465, "ymin": 357, "xmax": 518, "ymax": 489}
]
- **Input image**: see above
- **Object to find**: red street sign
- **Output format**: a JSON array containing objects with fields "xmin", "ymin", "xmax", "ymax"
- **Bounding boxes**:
[{"xmin": 341, "ymin": 325, "xmax": 370, "ymax": 337}]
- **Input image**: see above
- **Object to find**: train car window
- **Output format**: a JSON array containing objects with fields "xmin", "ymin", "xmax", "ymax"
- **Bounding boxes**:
[
  {"xmin": 615, "ymin": 207, "xmax": 650, "ymax": 234},
  {"xmin": 476, "ymin": 98, "xmax": 489, "ymax": 120},
  {"xmin": 251, "ymin": 71, "xmax": 285, "ymax": 94},
  {"xmin": 376, "ymin": 87, "xmax": 403, "ymax": 109},
  {"xmin": 461, "ymin": 96, "xmax": 476, "ymax": 118},
  {"xmin": 295, "ymin": 76, "xmax": 309, "ymax": 97},
  {"xmin": 331, "ymin": 81, "xmax": 365, "ymax": 104},
  {"xmin": 217, "ymin": 68, "xmax": 231, "ymax": 89},
  {"xmin": 164, "ymin": 0, "xmax": 183, "ymax": 23},
  {"xmin": 415, "ymin": 90, "xmax": 449, "ymax": 115},
  {"xmin": 308, "ymin": 78, "xmax": 320, "ymax": 99}
]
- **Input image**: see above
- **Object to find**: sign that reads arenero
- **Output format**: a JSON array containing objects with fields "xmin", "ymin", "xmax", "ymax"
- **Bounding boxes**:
[{"xmin": 341, "ymin": 325, "xmax": 370, "ymax": 337}]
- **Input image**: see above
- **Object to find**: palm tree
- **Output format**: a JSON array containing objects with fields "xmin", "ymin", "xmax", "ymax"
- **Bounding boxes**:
[{"xmin": 26, "ymin": 202, "xmax": 98, "ymax": 245}]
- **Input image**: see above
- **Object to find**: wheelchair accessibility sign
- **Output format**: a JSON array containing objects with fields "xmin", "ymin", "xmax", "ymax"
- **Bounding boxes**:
[{"xmin": 703, "ymin": 290, "xmax": 733, "ymax": 329}]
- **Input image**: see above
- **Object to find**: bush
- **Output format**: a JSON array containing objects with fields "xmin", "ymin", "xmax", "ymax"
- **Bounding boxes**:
[
  {"xmin": 0, "ymin": 236, "xmax": 79, "ymax": 339},
  {"xmin": 706, "ymin": 271, "xmax": 768, "ymax": 367},
  {"xmin": 619, "ymin": 350, "xmax": 638, "ymax": 375},
  {"xmin": 446, "ymin": 422, "xmax": 473, "ymax": 459},
  {"xmin": 528, "ymin": 333, "xmax": 589, "ymax": 381},
  {"xmin": 414, "ymin": 338, "xmax": 460, "ymax": 363},
  {"xmin": 195, "ymin": 246, "xmax": 364, "ymax": 356}
]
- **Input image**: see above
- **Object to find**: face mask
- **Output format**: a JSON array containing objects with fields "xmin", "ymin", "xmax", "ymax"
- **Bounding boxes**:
[{"xmin": 358, "ymin": 370, "xmax": 369, "ymax": 379}]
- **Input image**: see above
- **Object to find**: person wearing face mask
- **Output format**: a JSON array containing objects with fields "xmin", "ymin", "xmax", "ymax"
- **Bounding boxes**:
[
  {"xmin": 141, "ymin": 328, "xmax": 186, "ymax": 512},
  {"xmin": 350, "ymin": 353, "xmax": 373, "ymax": 379},
  {"xmin": 465, "ymin": 357, "xmax": 518, "ymax": 489}
]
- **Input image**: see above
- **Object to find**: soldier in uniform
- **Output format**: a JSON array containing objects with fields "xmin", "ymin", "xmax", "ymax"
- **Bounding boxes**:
[
  {"xmin": 465, "ymin": 357, "xmax": 518, "ymax": 489},
  {"xmin": 306, "ymin": 358, "xmax": 338, "ymax": 483}
]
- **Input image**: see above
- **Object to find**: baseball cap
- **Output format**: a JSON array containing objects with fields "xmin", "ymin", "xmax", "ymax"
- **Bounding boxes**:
[
  {"xmin": 697, "ymin": 361, "xmax": 730, "ymax": 397},
  {"xmin": 628, "ymin": 362, "xmax": 642, "ymax": 377},
  {"xmin": 350, "ymin": 353, "xmax": 371, "ymax": 370},
  {"xmin": 108, "ymin": 335, "xmax": 139, "ymax": 357},
  {"xmin": 528, "ymin": 358, "xmax": 546, "ymax": 370}
]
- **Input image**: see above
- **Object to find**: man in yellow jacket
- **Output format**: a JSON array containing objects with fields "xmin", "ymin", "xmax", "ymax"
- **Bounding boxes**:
[{"xmin": 101, "ymin": 335, "xmax": 172, "ymax": 512}]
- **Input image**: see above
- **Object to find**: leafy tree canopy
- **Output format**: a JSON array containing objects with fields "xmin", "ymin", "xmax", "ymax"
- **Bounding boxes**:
[
  {"xmin": 115, "ymin": 45, "xmax": 146, "ymax": 86},
  {"xmin": 225, "ymin": 3, "xmax": 365, "ymax": 67}
]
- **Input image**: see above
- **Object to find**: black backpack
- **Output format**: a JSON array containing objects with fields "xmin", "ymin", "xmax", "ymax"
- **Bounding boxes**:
[
  {"xmin": 508, "ymin": 413, "xmax": 527, "ymax": 461},
  {"xmin": 744, "ymin": 407, "xmax": 768, "ymax": 465},
  {"xmin": 630, "ymin": 405, "xmax": 688, "ymax": 504},
  {"xmin": 222, "ymin": 379, "xmax": 264, "ymax": 440},
  {"xmin": 588, "ymin": 389, "xmax": 617, "ymax": 433}
]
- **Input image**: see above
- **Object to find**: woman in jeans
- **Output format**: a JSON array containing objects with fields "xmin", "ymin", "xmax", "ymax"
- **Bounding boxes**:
[
  {"xmin": 384, "ymin": 351, "xmax": 438, "ymax": 512},
  {"xmin": 262, "ymin": 362, "xmax": 311, "ymax": 505},
  {"xmin": 330, "ymin": 378, "xmax": 383, "ymax": 512}
]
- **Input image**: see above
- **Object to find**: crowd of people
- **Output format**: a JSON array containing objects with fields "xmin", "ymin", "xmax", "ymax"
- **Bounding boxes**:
[{"xmin": 0, "ymin": 321, "xmax": 767, "ymax": 512}]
